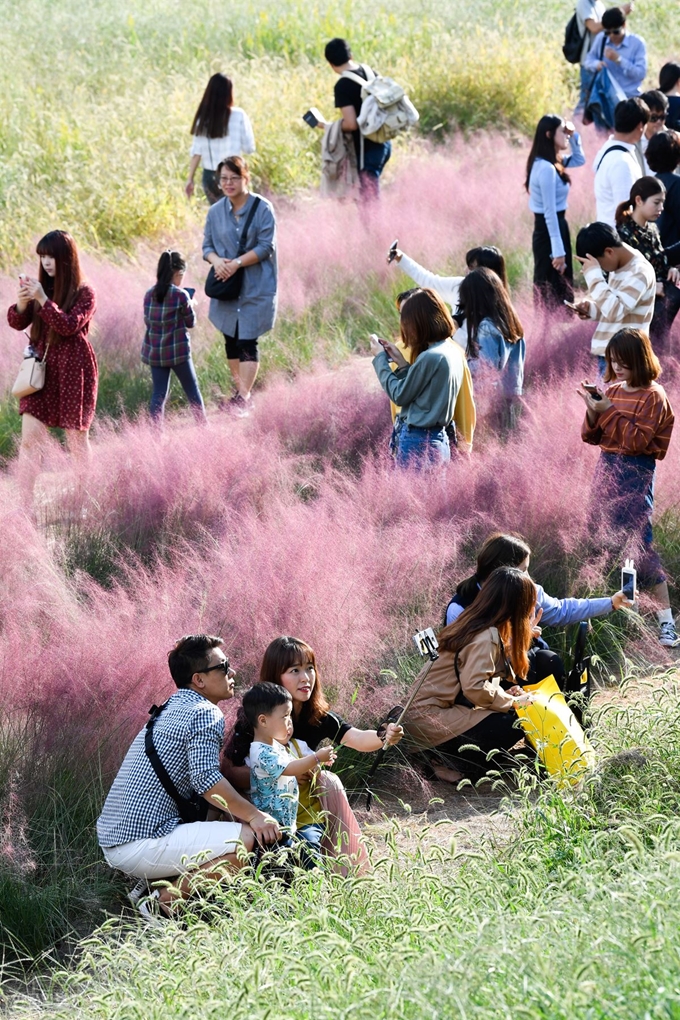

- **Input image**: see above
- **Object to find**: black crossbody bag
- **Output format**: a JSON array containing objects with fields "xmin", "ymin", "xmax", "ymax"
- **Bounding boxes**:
[
  {"xmin": 204, "ymin": 196, "xmax": 261, "ymax": 301},
  {"xmin": 144, "ymin": 701, "xmax": 209, "ymax": 824}
]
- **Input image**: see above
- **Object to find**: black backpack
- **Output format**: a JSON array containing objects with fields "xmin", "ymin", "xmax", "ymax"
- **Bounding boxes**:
[{"xmin": 563, "ymin": 11, "xmax": 585, "ymax": 63}]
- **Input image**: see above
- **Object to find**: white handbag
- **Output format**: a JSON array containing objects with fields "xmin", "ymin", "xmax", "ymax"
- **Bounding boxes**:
[{"xmin": 12, "ymin": 341, "xmax": 50, "ymax": 399}]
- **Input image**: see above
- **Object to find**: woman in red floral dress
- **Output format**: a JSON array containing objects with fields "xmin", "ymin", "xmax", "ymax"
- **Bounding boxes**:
[{"xmin": 7, "ymin": 230, "xmax": 98, "ymax": 470}]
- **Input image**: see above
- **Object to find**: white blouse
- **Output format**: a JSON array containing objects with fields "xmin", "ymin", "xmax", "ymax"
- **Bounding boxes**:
[{"xmin": 190, "ymin": 107, "xmax": 256, "ymax": 169}]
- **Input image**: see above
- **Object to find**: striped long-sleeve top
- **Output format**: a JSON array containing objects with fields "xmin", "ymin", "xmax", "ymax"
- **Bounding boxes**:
[
  {"xmin": 581, "ymin": 381, "xmax": 674, "ymax": 460},
  {"xmin": 582, "ymin": 250, "xmax": 656, "ymax": 357}
]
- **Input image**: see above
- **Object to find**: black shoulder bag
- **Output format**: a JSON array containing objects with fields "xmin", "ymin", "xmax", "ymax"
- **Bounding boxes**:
[
  {"xmin": 144, "ymin": 701, "xmax": 209, "ymax": 824},
  {"xmin": 205, "ymin": 196, "xmax": 262, "ymax": 301}
]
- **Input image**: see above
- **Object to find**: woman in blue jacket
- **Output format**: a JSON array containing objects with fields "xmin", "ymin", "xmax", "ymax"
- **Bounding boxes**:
[
  {"xmin": 455, "ymin": 269, "xmax": 525, "ymax": 422},
  {"xmin": 444, "ymin": 532, "xmax": 630, "ymax": 687},
  {"xmin": 526, "ymin": 115, "xmax": 585, "ymax": 308}
]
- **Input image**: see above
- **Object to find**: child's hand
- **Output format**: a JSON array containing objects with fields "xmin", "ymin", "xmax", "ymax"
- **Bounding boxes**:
[{"xmin": 315, "ymin": 745, "xmax": 337, "ymax": 766}]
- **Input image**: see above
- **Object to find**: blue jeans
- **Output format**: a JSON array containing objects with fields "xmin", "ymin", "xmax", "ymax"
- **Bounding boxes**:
[
  {"xmin": 149, "ymin": 360, "xmax": 206, "ymax": 422},
  {"xmin": 396, "ymin": 425, "xmax": 450, "ymax": 471},
  {"xmin": 359, "ymin": 141, "xmax": 391, "ymax": 200}
]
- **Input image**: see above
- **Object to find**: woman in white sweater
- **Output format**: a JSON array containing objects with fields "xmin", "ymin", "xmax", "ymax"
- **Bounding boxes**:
[{"xmin": 185, "ymin": 73, "xmax": 256, "ymax": 204}]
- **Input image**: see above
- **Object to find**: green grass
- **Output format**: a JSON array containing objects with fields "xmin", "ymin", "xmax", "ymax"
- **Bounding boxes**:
[
  {"xmin": 7, "ymin": 676, "xmax": 680, "ymax": 1017},
  {"xmin": 0, "ymin": 0, "xmax": 676, "ymax": 264}
]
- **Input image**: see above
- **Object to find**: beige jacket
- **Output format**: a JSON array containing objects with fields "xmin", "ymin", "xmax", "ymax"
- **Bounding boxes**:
[
  {"xmin": 320, "ymin": 119, "xmax": 358, "ymax": 197},
  {"xmin": 405, "ymin": 627, "xmax": 516, "ymax": 749}
]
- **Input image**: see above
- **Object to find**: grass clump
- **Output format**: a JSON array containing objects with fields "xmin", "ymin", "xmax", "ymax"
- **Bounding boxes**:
[
  {"xmin": 0, "ymin": 0, "xmax": 674, "ymax": 262},
  {"xmin": 8, "ymin": 678, "xmax": 680, "ymax": 1017}
]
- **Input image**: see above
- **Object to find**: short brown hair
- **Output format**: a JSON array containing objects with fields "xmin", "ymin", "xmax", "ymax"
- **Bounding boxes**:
[
  {"xmin": 216, "ymin": 155, "xmax": 250, "ymax": 181},
  {"xmin": 604, "ymin": 328, "xmax": 661, "ymax": 388},
  {"xmin": 399, "ymin": 288, "xmax": 454, "ymax": 361}
]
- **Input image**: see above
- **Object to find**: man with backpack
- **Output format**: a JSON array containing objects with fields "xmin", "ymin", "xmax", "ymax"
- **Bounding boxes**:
[
  {"xmin": 321, "ymin": 37, "xmax": 414, "ymax": 200},
  {"xmin": 566, "ymin": 1, "xmax": 633, "ymax": 116},
  {"xmin": 97, "ymin": 634, "xmax": 280, "ymax": 920}
]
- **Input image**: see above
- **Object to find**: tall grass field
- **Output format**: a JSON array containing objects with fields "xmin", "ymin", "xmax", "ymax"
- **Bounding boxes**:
[{"xmin": 2, "ymin": 0, "xmax": 680, "ymax": 1015}]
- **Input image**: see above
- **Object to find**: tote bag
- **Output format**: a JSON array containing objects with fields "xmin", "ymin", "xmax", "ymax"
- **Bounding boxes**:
[{"xmin": 515, "ymin": 675, "xmax": 595, "ymax": 786}]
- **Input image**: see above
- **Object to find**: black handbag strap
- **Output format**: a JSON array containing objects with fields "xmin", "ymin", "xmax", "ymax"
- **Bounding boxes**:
[
  {"xmin": 235, "ymin": 196, "xmax": 262, "ymax": 257},
  {"xmin": 144, "ymin": 701, "xmax": 197, "ymax": 824},
  {"xmin": 595, "ymin": 144, "xmax": 630, "ymax": 173}
]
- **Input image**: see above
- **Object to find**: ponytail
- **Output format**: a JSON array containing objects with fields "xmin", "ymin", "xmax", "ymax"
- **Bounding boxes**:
[
  {"xmin": 614, "ymin": 198, "xmax": 634, "ymax": 227},
  {"xmin": 154, "ymin": 249, "xmax": 186, "ymax": 304},
  {"xmin": 616, "ymin": 175, "xmax": 666, "ymax": 228},
  {"xmin": 454, "ymin": 572, "xmax": 482, "ymax": 608}
]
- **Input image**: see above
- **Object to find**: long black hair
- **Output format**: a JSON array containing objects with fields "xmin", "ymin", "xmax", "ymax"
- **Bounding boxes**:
[
  {"xmin": 457, "ymin": 268, "xmax": 524, "ymax": 357},
  {"xmin": 525, "ymin": 114, "xmax": 571, "ymax": 192},
  {"xmin": 154, "ymin": 250, "xmax": 186, "ymax": 304},
  {"xmin": 190, "ymin": 73, "xmax": 233, "ymax": 138}
]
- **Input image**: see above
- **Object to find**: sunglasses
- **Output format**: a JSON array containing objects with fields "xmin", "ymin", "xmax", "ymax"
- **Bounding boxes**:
[
  {"xmin": 201, "ymin": 658, "xmax": 231, "ymax": 675},
  {"xmin": 604, "ymin": 28, "xmax": 623, "ymax": 36},
  {"xmin": 650, "ymin": 113, "xmax": 667, "ymax": 123}
]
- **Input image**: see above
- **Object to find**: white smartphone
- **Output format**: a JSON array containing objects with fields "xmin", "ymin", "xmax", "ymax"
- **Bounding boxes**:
[{"xmin": 621, "ymin": 558, "xmax": 637, "ymax": 602}]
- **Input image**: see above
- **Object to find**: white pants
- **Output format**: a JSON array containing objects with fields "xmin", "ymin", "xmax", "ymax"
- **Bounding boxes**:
[{"xmin": 101, "ymin": 821, "xmax": 244, "ymax": 880}]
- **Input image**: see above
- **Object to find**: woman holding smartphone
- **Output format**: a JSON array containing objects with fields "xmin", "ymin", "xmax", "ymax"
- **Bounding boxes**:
[
  {"xmin": 7, "ymin": 230, "xmax": 97, "ymax": 485},
  {"xmin": 525, "ymin": 115, "xmax": 585, "ymax": 308},
  {"xmin": 405, "ymin": 567, "xmax": 537, "ymax": 783},
  {"xmin": 579, "ymin": 328, "xmax": 677, "ymax": 647},
  {"xmin": 369, "ymin": 288, "xmax": 467, "ymax": 470}
]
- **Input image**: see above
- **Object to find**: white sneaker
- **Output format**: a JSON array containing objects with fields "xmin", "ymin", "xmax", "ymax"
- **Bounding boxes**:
[
  {"xmin": 128, "ymin": 879, "xmax": 148, "ymax": 907},
  {"xmin": 659, "ymin": 620, "xmax": 680, "ymax": 647}
]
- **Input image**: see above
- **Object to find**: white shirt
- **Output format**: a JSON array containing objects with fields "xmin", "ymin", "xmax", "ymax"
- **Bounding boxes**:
[
  {"xmin": 593, "ymin": 139, "xmax": 642, "ymax": 226},
  {"xmin": 190, "ymin": 108, "xmax": 256, "ymax": 169},
  {"xmin": 575, "ymin": 0, "xmax": 605, "ymax": 64},
  {"xmin": 398, "ymin": 254, "xmax": 467, "ymax": 349}
]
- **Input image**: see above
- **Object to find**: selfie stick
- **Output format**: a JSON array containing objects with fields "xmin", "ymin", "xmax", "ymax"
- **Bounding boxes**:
[{"xmin": 365, "ymin": 628, "xmax": 440, "ymax": 811}]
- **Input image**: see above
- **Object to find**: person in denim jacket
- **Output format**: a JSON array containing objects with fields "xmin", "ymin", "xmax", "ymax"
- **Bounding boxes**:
[{"xmin": 456, "ymin": 269, "xmax": 525, "ymax": 414}]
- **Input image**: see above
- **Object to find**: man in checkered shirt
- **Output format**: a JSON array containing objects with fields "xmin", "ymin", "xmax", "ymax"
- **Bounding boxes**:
[{"xmin": 97, "ymin": 634, "xmax": 280, "ymax": 912}]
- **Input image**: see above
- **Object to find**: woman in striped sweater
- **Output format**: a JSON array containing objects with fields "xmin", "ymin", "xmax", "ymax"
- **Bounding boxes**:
[{"xmin": 579, "ymin": 328, "xmax": 677, "ymax": 646}]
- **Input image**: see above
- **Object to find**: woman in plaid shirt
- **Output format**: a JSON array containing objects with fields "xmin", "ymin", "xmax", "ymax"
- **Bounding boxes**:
[{"xmin": 142, "ymin": 250, "xmax": 206, "ymax": 422}]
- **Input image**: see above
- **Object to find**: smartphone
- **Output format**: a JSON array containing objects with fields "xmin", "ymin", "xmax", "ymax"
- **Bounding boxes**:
[
  {"xmin": 303, "ymin": 107, "xmax": 324, "ymax": 128},
  {"xmin": 184, "ymin": 287, "xmax": 195, "ymax": 299},
  {"xmin": 621, "ymin": 559, "xmax": 637, "ymax": 602},
  {"xmin": 18, "ymin": 273, "xmax": 29, "ymax": 284},
  {"xmin": 583, "ymin": 382, "xmax": 603, "ymax": 400},
  {"xmin": 387, "ymin": 239, "xmax": 399, "ymax": 263},
  {"xmin": 563, "ymin": 300, "xmax": 578, "ymax": 311}
]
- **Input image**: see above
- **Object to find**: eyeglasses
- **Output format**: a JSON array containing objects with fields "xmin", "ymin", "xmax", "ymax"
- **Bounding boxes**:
[
  {"xmin": 219, "ymin": 176, "xmax": 242, "ymax": 184},
  {"xmin": 201, "ymin": 658, "xmax": 231, "ymax": 675},
  {"xmin": 604, "ymin": 28, "xmax": 623, "ymax": 36},
  {"xmin": 650, "ymin": 113, "xmax": 667, "ymax": 123}
]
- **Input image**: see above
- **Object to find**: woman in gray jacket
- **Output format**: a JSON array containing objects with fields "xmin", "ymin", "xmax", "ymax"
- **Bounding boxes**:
[{"xmin": 203, "ymin": 156, "xmax": 277, "ymax": 411}]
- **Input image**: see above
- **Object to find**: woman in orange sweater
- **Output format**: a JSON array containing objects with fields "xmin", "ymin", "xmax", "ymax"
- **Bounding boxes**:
[{"xmin": 579, "ymin": 327, "xmax": 676, "ymax": 646}]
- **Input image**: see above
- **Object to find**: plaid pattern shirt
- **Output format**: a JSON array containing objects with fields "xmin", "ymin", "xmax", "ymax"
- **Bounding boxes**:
[
  {"xmin": 583, "ymin": 250, "xmax": 656, "ymax": 356},
  {"xmin": 141, "ymin": 284, "xmax": 196, "ymax": 367},
  {"xmin": 96, "ymin": 689, "xmax": 225, "ymax": 847}
]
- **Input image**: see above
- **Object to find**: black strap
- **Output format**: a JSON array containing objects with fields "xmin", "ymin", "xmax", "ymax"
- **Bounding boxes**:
[
  {"xmin": 235, "ymin": 196, "xmax": 262, "ymax": 257},
  {"xmin": 595, "ymin": 144, "xmax": 630, "ymax": 173},
  {"xmin": 144, "ymin": 702, "xmax": 202, "ymax": 824}
]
